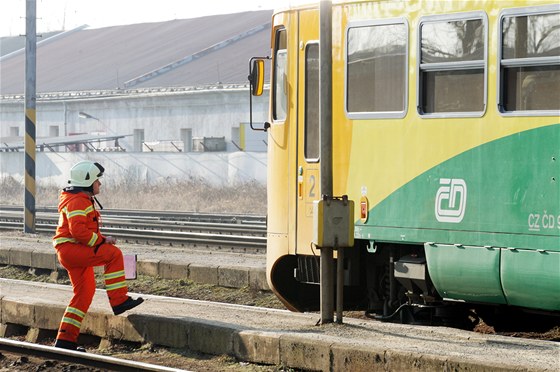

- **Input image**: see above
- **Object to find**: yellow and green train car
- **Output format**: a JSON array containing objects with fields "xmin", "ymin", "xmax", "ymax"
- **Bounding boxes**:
[{"xmin": 252, "ymin": 0, "xmax": 559, "ymax": 325}]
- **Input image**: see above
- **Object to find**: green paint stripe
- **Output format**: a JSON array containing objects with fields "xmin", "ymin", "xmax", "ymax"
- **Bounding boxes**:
[{"xmin": 358, "ymin": 124, "xmax": 560, "ymax": 250}]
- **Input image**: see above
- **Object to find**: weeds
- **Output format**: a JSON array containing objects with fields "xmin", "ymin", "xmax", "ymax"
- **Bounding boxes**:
[{"xmin": 0, "ymin": 176, "xmax": 266, "ymax": 214}]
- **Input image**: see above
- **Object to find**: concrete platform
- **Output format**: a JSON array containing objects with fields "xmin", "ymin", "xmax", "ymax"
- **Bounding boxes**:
[{"xmin": 0, "ymin": 279, "xmax": 558, "ymax": 372}]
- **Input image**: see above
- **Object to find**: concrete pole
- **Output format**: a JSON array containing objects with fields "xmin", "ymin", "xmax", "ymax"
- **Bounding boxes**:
[
  {"xmin": 24, "ymin": 0, "xmax": 37, "ymax": 233},
  {"xmin": 319, "ymin": 0, "xmax": 334, "ymax": 324}
]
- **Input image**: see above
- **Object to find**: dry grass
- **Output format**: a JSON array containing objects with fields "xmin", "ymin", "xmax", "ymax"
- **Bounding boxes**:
[{"xmin": 0, "ymin": 176, "xmax": 266, "ymax": 215}]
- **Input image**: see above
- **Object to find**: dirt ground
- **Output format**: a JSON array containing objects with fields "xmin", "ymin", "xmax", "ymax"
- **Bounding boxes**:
[{"xmin": 0, "ymin": 347, "xmax": 294, "ymax": 372}]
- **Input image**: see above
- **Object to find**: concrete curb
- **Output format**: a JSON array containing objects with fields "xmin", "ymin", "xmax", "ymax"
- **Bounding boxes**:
[
  {"xmin": 0, "ymin": 247, "xmax": 268, "ymax": 290},
  {"xmin": 0, "ymin": 297, "xmax": 524, "ymax": 372}
]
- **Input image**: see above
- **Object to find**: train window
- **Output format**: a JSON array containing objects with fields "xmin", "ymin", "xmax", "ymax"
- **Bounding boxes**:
[
  {"xmin": 418, "ymin": 13, "xmax": 487, "ymax": 117},
  {"xmin": 499, "ymin": 6, "xmax": 560, "ymax": 114},
  {"xmin": 273, "ymin": 28, "xmax": 287, "ymax": 122},
  {"xmin": 305, "ymin": 43, "xmax": 319, "ymax": 161},
  {"xmin": 345, "ymin": 19, "xmax": 408, "ymax": 119}
]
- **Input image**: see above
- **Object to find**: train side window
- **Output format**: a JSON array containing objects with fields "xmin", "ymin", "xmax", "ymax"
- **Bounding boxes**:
[
  {"xmin": 499, "ymin": 6, "xmax": 560, "ymax": 114},
  {"xmin": 345, "ymin": 19, "xmax": 408, "ymax": 119},
  {"xmin": 418, "ymin": 12, "xmax": 487, "ymax": 117},
  {"xmin": 304, "ymin": 42, "xmax": 319, "ymax": 161},
  {"xmin": 273, "ymin": 28, "xmax": 288, "ymax": 122}
]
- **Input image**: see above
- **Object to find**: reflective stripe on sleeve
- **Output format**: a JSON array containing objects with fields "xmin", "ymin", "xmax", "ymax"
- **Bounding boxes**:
[
  {"xmin": 87, "ymin": 232, "xmax": 99, "ymax": 247},
  {"xmin": 53, "ymin": 237, "xmax": 78, "ymax": 247}
]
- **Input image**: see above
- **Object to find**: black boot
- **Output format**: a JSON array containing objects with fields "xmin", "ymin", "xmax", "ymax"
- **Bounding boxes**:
[
  {"xmin": 54, "ymin": 339, "xmax": 86, "ymax": 352},
  {"xmin": 112, "ymin": 296, "xmax": 144, "ymax": 315}
]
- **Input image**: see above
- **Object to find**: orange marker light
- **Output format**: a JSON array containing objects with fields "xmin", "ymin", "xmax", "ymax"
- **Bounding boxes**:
[{"xmin": 360, "ymin": 196, "xmax": 369, "ymax": 222}]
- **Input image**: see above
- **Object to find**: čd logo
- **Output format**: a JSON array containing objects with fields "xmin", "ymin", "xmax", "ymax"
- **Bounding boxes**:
[{"xmin": 435, "ymin": 178, "xmax": 467, "ymax": 223}]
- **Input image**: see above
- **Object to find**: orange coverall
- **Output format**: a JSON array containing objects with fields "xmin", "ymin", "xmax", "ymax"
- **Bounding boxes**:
[{"xmin": 53, "ymin": 190, "xmax": 129, "ymax": 344}]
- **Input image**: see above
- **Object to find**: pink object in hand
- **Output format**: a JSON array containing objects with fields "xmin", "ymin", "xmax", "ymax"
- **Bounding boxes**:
[{"xmin": 124, "ymin": 254, "xmax": 137, "ymax": 279}]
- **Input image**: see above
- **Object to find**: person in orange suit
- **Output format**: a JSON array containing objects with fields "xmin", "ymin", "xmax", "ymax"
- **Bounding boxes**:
[{"xmin": 53, "ymin": 160, "xmax": 143, "ymax": 351}]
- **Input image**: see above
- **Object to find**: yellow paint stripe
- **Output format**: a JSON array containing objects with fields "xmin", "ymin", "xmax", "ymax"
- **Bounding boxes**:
[{"xmin": 239, "ymin": 123, "xmax": 246, "ymax": 150}]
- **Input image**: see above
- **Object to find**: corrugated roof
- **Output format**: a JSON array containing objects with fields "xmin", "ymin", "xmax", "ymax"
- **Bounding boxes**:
[
  {"xmin": 0, "ymin": 10, "xmax": 272, "ymax": 95},
  {"xmin": 0, "ymin": 31, "xmax": 63, "ymax": 57}
]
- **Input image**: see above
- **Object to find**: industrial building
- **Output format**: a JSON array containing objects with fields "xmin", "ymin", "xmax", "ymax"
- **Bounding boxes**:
[{"xmin": 0, "ymin": 10, "xmax": 272, "ymax": 153}]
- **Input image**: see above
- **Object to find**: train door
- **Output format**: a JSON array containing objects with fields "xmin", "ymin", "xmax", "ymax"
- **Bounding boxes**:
[{"xmin": 295, "ymin": 9, "xmax": 320, "ymax": 254}]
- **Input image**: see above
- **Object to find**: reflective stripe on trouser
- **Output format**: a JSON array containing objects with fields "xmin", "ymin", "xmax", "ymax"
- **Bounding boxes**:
[
  {"xmin": 104, "ymin": 270, "xmax": 127, "ymax": 298},
  {"xmin": 57, "ymin": 305, "xmax": 87, "ymax": 342},
  {"xmin": 55, "ymin": 242, "xmax": 129, "ymax": 343}
]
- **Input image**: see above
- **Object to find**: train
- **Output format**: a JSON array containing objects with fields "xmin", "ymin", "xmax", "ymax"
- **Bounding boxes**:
[{"xmin": 249, "ymin": 0, "xmax": 559, "ymax": 328}]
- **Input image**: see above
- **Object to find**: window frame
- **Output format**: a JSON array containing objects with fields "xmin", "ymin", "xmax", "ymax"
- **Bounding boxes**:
[
  {"xmin": 497, "ymin": 4, "xmax": 560, "ymax": 117},
  {"xmin": 272, "ymin": 27, "xmax": 288, "ymax": 123},
  {"xmin": 417, "ymin": 11, "xmax": 488, "ymax": 118},
  {"xmin": 304, "ymin": 41, "xmax": 320, "ymax": 163},
  {"xmin": 344, "ymin": 18, "xmax": 409, "ymax": 120}
]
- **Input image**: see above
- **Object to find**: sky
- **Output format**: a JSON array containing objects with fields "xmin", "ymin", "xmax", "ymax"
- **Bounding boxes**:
[{"xmin": 0, "ymin": 0, "xmax": 302, "ymax": 37}]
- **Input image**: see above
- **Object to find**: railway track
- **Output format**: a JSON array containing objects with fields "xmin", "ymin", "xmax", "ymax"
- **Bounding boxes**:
[
  {"xmin": 0, "ymin": 206, "xmax": 267, "ymax": 252},
  {"xmin": 0, "ymin": 337, "xmax": 187, "ymax": 371}
]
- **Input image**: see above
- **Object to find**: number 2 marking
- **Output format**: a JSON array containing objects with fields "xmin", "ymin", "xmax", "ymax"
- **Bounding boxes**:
[{"xmin": 309, "ymin": 175, "xmax": 316, "ymax": 198}]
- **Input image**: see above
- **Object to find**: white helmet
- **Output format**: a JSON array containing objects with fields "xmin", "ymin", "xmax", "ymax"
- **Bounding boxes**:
[{"xmin": 68, "ymin": 161, "xmax": 105, "ymax": 187}]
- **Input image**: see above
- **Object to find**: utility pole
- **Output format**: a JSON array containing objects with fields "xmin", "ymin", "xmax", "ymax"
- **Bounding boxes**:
[
  {"xmin": 319, "ymin": 0, "xmax": 334, "ymax": 324},
  {"xmin": 24, "ymin": 0, "xmax": 37, "ymax": 233}
]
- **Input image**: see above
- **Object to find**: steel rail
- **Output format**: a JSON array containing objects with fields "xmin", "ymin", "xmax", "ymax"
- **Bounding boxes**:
[
  {"xmin": 0, "ymin": 205, "xmax": 266, "ymax": 225},
  {"xmin": 0, "ymin": 213, "xmax": 267, "ymax": 251},
  {"xmin": 0, "ymin": 338, "xmax": 188, "ymax": 371},
  {"xmin": 0, "ymin": 210, "xmax": 266, "ymax": 235}
]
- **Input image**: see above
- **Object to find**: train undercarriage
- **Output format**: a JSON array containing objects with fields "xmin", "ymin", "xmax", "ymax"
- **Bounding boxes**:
[{"xmin": 270, "ymin": 240, "xmax": 560, "ymax": 331}]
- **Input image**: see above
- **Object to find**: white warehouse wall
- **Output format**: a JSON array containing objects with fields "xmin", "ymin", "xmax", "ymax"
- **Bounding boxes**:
[{"xmin": 0, "ymin": 85, "xmax": 270, "ymax": 152}]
